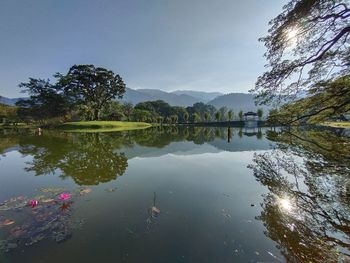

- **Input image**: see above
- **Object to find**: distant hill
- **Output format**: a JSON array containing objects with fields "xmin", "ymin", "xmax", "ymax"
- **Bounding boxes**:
[
  {"xmin": 0, "ymin": 96, "xmax": 26, "ymax": 106},
  {"xmin": 135, "ymin": 89, "xmax": 199, "ymax": 106},
  {"xmin": 171, "ymin": 90, "xmax": 222, "ymax": 102},
  {"xmin": 119, "ymin": 88, "xmax": 155, "ymax": 105},
  {"xmin": 208, "ymin": 93, "xmax": 271, "ymax": 115}
]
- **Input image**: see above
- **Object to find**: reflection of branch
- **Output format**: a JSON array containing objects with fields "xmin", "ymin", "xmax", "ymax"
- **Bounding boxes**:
[{"xmin": 278, "ymin": 130, "xmax": 333, "ymax": 154}]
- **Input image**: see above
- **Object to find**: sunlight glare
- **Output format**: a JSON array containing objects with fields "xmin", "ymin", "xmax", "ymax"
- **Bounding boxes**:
[
  {"xmin": 279, "ymin": 197, "xmax": 293, "ymax": 212},
  {"xmin": 285, "ymin": 27, "xmax": 299, "ymax": 47}
]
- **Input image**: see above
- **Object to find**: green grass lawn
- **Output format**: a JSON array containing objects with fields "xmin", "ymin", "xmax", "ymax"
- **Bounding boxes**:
[
  {"xmin": 60, "ymin": 121, "xmax": 152, "ymax": 132},
  {"xmin": 322, "ymin": 121, "xmax": 350, "ymax": 129}
]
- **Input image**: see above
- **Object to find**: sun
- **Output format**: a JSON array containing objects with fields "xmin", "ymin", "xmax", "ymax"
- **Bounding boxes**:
[
  {"xmin": 284, "ymin": 26, "xmax": 300, "ymax": 48},
  {"xmin": 278, "ymin": 197, "xmax": 294, "ymax": 213},
  {"xmin": 287, "ymin": 28, "xmax": 298, "ymax": 40}
]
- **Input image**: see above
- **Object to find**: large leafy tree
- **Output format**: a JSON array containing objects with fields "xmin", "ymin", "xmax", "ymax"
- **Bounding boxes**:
[
  {"xmin": 16, "ymin": 78, "xmax": 70, "ymax": 122},
  {"xmin": 57, "ymin": 65, "xmax": 126, "ymax": 120},
  {"xmin": 253, "ymin": 0, "xmax": 350, "ymax": 105}
]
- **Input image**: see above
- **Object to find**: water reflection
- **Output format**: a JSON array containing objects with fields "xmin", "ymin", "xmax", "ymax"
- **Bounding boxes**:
[
  {"xmin": 249, "ymin": 128, "xmax": 350, "ymax": 262},
  {"xmin": 0, "ymin": 126, "xmax": 349, "ymax": 262},
  {"xmin": 0, "ymin": 127, "xmax": 271, "ymax": 186}
]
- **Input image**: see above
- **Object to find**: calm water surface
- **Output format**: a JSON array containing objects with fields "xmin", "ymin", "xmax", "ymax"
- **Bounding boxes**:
[{"xmin": 0, "ymin": 126, "xmax": 349, "ymax": 262}]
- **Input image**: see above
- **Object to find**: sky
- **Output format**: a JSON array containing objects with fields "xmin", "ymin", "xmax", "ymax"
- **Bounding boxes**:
[{"xmin": 0, "ymin": 0, "xmax": 286, "ymax": 98}]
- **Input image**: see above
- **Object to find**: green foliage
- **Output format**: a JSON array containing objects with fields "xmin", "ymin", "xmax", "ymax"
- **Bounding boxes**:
[
  {"xmin": 186, "ymin": 102, "xmax": 216, "ymax": 121},
  {"xmin": 238, "ymin": 110, "xmax": 243, "ymax": 121},
  {"xmin": 268, "ymin": 76, "xmax": 350, "ymax": 125},
  {"xmin": 215, "ymin": 111, "xmax": 221, "ymax": 121},
  {"xmin": 57, "ymin": 64, "xmax": 126, "ymax": 120},
  {"xmin": 121, "ymin": 103, "xmax": 134, "ymax": 121},
  {"xmin": 266, "ymin": 109, "xmax": 280, "ymax": 126},
  {"xmin": 132, "ymin": 109, "xmax": 155, "ymax": 122},
  {"xmin": 16, "ymin": 78, "xmax": 70, "ymax": 124},
  {"xmin": 257, "ymin": 108, "xmax": 263, "ymax": 119},
  {"xmin": 170, "ymin": 114, "xmax": 178, "ymax": 124},
  {"xmin": 100, "ymin": 101, "xmax": 124, "ymax": 121},
  {"xmin": 227, "ymin": 110, "xmax": 234, "ymax": 121},
  {"xmin": 183, "ymin": 112, "xmax": 189, "ymax": 123},
  {"xmin": 218, "ymin": 107, "xmax": 228, "ymax": 121},
  {"xmin": 193, "ymin": 112, "xmax": 201, "ymax": 123},
  {"xmin": 204, "ymin": 112, "xmax": 211, "ymax": 122}
]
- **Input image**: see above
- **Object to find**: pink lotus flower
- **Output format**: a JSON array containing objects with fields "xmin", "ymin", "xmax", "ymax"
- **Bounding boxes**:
[
  {"xmin": 58, "ymin": 193, "xmax": 71, "ymax": 201},
  {"xmin": 29, "ymin": 199, "xmax": 38, "ymax": 208}
]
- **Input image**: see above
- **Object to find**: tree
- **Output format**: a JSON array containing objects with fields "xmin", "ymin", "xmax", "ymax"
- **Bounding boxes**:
[
  {"xmin": 266, "ymin": 109, "xmax": 280, "ymax": 126},
  {"xmin": 238, "ymin": 110, "xmax": 243, "ymax": 121},
  {"xmin": 184, "ymin": 112, "xmax": 189, "ymax": 123},
  {"xmin": 186, "ymin": 102, "xmax": 216, "ymax": 120},
  {"xmin": 156, "ymin": 116, "xmax": 164, "ymax": 124},
  {"xmin": 132, "ymin": 109, "xmax": 153, "ymax": 122},
  {"xmin": 193, "ymin": 113, "xmax": 201, "ymax": 123},
  {"xmin": 227, "ymin": 110, "xmax": 234, "ymax": 121},
  {"xmin": 16, "ymin": 78, "xmax": 70, "ymax": 122},
  {"xmin": 219, "ymin": 107, "xmax": 228, "ymax": 121},
  {"xmin": 204, "ymin": 112, "xmax": 211, "ymax": 122},
  {"xmin": 170, "ymin": 114, "xmax": 178, "ymax": 124},
  {"xmin": 170, "ymin": 107, "xmax": 188, "ymax": 123},
  {"xmin": 257, "ymin": 108, "xmax": 263, "ymax": 120},
  {"xmin": 285, "ymin": 76, "xmax": 350, "ymax": 124},
  {"xmin": 0, "ymin": 104, "xmax": 18, "ymax": 125},
  {"xmin": 253, "ymin": 0, "xmax": 350, "ymax": 107},
  {"xmin": 100, "ymin": 101, "xmax": 124, "ymax": 120},
  {"xmin": 215, "ymin": 111, "xmax": 221, "ymax": 121},
  {"xmin": 57, "ymin": 64, "xmax": 126, "ymax": 120},
  {"xmin": 121, "ymin": 103, "xmax": 134, "ymax": 121}
]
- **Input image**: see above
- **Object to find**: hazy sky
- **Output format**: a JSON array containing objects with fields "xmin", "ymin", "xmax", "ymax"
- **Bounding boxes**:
[{"xmin": 0, "ymin": 0, "xmax": 285, "ymax": 97}]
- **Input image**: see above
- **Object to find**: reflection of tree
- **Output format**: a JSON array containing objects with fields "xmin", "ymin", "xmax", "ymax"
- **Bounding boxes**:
[
  {"xmin": 249, "ymin": 128, "xmax": 350, "ymax": 262},
  {"xmin": 18, "ymin": 132, "xmax": 129, "ymax": 185}
]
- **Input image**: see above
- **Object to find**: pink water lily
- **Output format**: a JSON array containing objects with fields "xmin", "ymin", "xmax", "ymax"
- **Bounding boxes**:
[
  {"xmin": 29, "ymin": 199, "xmax": 38, "ymax": 208},
  {"xmin": 58, "ymin": 193, "xmax": 71, "ymax": 201}
]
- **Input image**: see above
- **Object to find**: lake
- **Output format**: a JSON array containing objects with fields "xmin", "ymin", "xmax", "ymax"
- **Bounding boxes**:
[{"xmin": 0, "ymin": 126, "xmax": 349, "ymax": 262}]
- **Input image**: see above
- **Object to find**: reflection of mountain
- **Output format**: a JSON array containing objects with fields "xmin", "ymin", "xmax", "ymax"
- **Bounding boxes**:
[{"xmin": 249, "ymin": 128, "xmax": 350, "ymax": 262}]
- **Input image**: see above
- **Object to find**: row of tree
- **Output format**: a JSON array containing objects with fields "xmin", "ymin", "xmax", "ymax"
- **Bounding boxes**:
[{"xmin": 98, "ymin": 100, "xmax": 263, "ymax": 124}]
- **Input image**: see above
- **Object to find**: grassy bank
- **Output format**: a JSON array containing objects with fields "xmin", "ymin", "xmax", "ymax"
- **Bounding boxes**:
[
  {"xmin": 322, "ymin": 121, "xmax": 350, "ymax": 129},
  {"xmin": 60, "ymin": 121, "xmax": 152, "ymax": 132}
]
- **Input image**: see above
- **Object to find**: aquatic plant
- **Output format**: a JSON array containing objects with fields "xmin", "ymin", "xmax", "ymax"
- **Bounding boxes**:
[
  {"xmin": 58, "ymin": 193, "xmax": 71, "ymax": 201},
  {"xmin": 0, "ymin": 187, "xmax": 91, "ymax": 253}
]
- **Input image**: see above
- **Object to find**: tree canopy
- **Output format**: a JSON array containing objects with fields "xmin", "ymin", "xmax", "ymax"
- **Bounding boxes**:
[
  {"xmin": 16, "ymin": 78, "xmax": 70, "ymax": 122},
  {"xmin": 57, "ymin": 64, "xmax": 126, "ymax": 120},
  {"xmin": 253, "ymin": 0, "xmax": 350, "ymax": 105}
]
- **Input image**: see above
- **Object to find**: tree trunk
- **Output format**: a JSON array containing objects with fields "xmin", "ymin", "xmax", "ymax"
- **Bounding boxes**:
[{"xmin": 93, "ymin": 109, "xmax": 99, "ymax": 121}]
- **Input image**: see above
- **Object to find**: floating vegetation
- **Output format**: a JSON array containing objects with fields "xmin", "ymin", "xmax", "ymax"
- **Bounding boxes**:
[
  {"xmin": 0, "ymin": 187, "xmax": 92, "ymax": 253},
  {"xmin": 79, "ymin": 188, "xmax": 92, "ymax": 196}
]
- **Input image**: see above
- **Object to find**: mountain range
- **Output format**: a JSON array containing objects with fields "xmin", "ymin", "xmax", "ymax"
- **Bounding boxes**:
[{"xmin": 1, "ymin": 89, "xmax": 268, "ymax": 113}]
